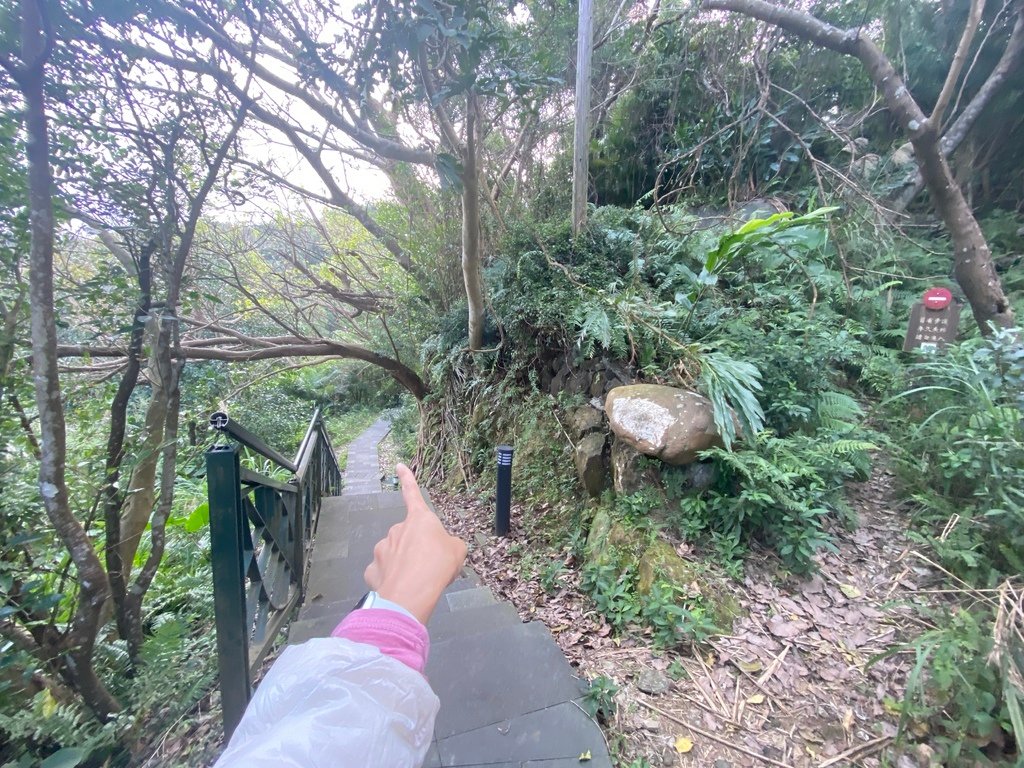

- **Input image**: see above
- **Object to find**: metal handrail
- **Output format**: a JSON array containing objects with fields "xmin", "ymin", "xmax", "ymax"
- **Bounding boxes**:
[
  {"xmin": 210, "ymin": 411, "xmax": 298, "ymax": 472},
  {"xmin": 206, "ymin": 408, "xmax": 342, "ymax": 737}
]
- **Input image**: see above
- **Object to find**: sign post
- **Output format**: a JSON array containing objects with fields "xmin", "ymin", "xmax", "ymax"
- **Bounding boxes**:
[{"xmin": 904, "ymin": 287, "xmax": 960, "ymax": 353}]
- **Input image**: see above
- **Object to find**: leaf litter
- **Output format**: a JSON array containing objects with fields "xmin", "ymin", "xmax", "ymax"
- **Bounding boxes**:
[{"xmin": 434, "ymin": 462, "xmax": 949, "ymax": 767}]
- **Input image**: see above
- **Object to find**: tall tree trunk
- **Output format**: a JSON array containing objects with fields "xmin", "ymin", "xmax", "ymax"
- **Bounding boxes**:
[
  {"xmin": 462, "ymin": 97, "xmax": 485, "ymax": 351},
  {"xmin": 703, "ymin": 0, "xmax": 1015, "ymax": 333},
  {"xmin": 911, "ymin": 128, "xmax": 1013, "ymax": 331},
  {"xmin": 124, "ymin": 349, "xmax": 182, "ymax": 662},
  {"xmin": 118, "ymin": 315, "xmax": 174, "ymax": 579},
  {"xmin": 17, "ymin": 0, "xmax": 120, "ymax": 719},
  {"xmin": 572, "ymin": 0, "xmax": 594, "ymax": 234},
  {"xmin": 103, "ymin": 245, "xmax": 152, "ymax": 633}
]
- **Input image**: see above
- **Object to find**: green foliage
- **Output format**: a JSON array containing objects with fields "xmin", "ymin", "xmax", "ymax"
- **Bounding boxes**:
[
  {"xmin": 580, "ymin": 511, "xmax": 717, "ymax": 649},
  {"xmin": 670, "ymin": 431, "xmax": 872, "ymax": 573},
  {"xmin": 539, "ymin": 557, "xmax": 569, "ymax": 594},
  {"xmin": 879, "ymin": 329, "xmax": 1024, "ymax": 757},
  {"xmin": 874, "ymin": 606, "xmax": 1021, "ymax": 764},
  {"xmin": 581, "ymin": 675, "xmax": 619, "ymax": 723},
  {"xmin": 889, "ymin": 329, "xmax": 1024, "ymax": 584},
  {"xmin": 462, "ymin": 386, "xmax": 578, "ymax": 512},
  {"xmin": 581, "ymin": 563, "xmax": 641, "ymax": 631},
  {"xmin": 641, "ymin": 581, "xmax": 717, "ymax": 647},
  {"xmin": 387, "ymin": 397, "xmax": 421, "ymax": 465},
  {"xmin": 0, "ymin": 526, "xmax": 217, "ymax": 766},
  {"xmin": 0, "ymin": 696, "xmax": 119, "ymax": 768},
  {"xmin": 699, "ymin": 351, "xmax": 764, "ymax": 448}
]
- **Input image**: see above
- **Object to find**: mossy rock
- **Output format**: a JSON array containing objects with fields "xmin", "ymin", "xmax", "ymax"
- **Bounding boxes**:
[
  {"xmin": 637, "ymin": 539, "xmax": 744, "ymax": 632},
  {"xmin": 585, "ymin": 507, "xmax": 648, "ymax": 572},
  {"xmin": 585, "ymin": 508, "xmax": 613, "ymax": 558}
]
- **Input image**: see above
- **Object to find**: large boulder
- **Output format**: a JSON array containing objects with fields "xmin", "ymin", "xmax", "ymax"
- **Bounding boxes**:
[{"xmin": 606, "ymin": 385, "xmax": 726, "ymax": 465}]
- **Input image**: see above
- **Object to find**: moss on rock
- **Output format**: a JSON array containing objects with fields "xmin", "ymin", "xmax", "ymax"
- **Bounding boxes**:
[
  {"xmin": 637, "ymin": 539, "xmax": 744, "ymax": 632},
  {"xmin": 585, "ymin": 507, "xmax": 648, "ymax": 571}
]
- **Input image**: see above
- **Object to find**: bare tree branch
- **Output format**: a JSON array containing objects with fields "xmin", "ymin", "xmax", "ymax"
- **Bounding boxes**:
[
  {"xmin": 56, "ymin": 338, "xmax": 427, "ymax": 399},
  {"xmin": 932, "ymin": 0, "xmax": 987, "ymax": 125}
]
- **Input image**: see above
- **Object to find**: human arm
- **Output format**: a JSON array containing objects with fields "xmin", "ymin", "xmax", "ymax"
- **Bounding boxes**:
[{"xmin": 213, "ymin": 464, "xmax": 466, "ymax": 767}]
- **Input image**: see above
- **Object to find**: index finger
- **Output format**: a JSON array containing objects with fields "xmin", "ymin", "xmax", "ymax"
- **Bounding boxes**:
[{"xmin": 397, "ymin": 463, "xmax": 430, "ymax": 517}]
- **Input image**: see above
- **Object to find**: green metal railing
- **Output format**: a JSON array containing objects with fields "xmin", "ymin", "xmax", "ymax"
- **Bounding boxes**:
[{"xmin": 206, "ymin": 408, "xmax": 342, "ymax": 737}]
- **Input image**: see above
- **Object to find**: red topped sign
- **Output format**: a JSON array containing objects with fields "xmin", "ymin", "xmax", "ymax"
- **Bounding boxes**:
[{"xmin": 923, "ymin": 287, "xmax": 953, "ymax": 311}]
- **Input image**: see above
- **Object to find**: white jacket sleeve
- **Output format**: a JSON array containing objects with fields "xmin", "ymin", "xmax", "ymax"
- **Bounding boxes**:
[{"xmin": 213, "ymin": 638, "xmax": 440, "ymax": 768}]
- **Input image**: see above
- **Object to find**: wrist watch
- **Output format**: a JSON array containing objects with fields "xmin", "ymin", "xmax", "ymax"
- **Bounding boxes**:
[
  {"xmin": 353, "ymin": 590, "xmax": 417, "ymax": 621},
  {"xmin": 354, "ymin": 590, "xmax": 381, "ymax": 609}
]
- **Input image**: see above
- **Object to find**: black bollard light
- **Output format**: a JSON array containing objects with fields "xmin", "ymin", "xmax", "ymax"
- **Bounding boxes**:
[{"xmin": 495, "ymin": 445, "xmax": 514, "ymax": 536}]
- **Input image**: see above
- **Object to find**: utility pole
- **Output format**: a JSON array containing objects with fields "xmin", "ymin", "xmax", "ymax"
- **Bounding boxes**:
[{"xmin": 572, "ymin": 0, "xmax": 594, "ymax": 234}]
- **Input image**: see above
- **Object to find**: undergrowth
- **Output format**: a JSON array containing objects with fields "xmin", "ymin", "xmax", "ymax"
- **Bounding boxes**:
[
  {"xmin": 420, "ymin": 201, "xmax": 1024, "ymax": 762},
  {"xmin": 880, "ymin": 328, "xmax": 1024, "ymax": 763}
]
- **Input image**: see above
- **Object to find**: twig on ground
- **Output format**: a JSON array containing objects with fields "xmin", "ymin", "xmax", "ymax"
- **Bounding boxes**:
[
  {"xmin": 676, "ymin": 691, "xmax": 746, "ymax": 730},
  {"xmin": 817, "ymin": 734, "xmax": 893, "ymax": 767},
  {"xmin": 697, "ymin": 650, "xmax": 731, "ymax": 714},
  {"xmin": 757, "ymin": 644, "xmax": 791, "ymax": 688},
  {"xmin": 638, "ymin": 699, "xmax": 796, "ymax": 768}
]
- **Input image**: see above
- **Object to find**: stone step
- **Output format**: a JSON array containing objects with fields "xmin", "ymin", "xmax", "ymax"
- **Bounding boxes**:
[
  {"xmin": 426, "ymin": 621, "xmax": 590, "ymax": 741},
  {"xmin": 432, "ymin": 701, "xmax": 611, "ymax": 768},
  {"xmin": 287, "ymin": 611, "xmax": 342, "ymax": 645},
  {"xmin": 285, "ymin": 417, "xmax": 611, "ymax": 767},
  {"xmin": 300, "ymin": 500, "xmax": 406, "ymax": 615},
  {"xmin": 442, "ymin": 585, "xmax": 496, "ymax": 612},
  {"xmin": 426, "ymin": 601, "xmax": 521, "ymax": 646}
]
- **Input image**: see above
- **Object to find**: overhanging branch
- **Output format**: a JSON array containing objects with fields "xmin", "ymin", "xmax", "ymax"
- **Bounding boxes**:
[{"xmin": 56, "ymin": 338, "xmax": 427, "ymax": 400}]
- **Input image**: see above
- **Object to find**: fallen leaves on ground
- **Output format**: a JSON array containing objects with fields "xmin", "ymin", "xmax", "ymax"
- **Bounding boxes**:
[{"xmin": 432, "ymin": 462, "xmax": 947, "ymax": 767}]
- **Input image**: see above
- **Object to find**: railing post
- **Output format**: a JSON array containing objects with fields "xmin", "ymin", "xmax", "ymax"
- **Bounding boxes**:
[
  {"xmin": 207, "ymin": 444, "xmax": 251, "ymax": 739},
  {"xmin": 292, "ymin": 475, "xmax": 305, "ymax": 598}
]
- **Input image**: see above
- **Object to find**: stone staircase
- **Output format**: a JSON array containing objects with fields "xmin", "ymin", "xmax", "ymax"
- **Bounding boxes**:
[{"xmin": 287, "ymin": 419, "xmax": 612, "ymax": 768}]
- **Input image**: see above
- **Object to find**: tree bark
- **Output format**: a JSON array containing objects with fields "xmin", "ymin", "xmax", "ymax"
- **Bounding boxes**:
[
  {"xmin": 703, "ymin": 0, "xmax": 1015, "ymax": 333},
  {"xmin": 112, "ymin": 91, "xmax": 247, "ymax": 627},
  {"xmin": 17, "ymin": 0, "xmax": 120, "ymax": 719},
  {"xmin": 893, "ymin": 3, "xmax": 1024, "ymax": 209},
  {"xmin": 124, "ymin": 349, "xmax": 182, "ymax": 662},
  {"xmin": 117, "ymin": 314, "xmax": 174, "ymax": 584},
  {"xmin": 102, "ymin": 243, "xmax": 152, "ymax": 630},
  {"xmin": 931, "ymin": 0, "xmax": 986, "ymax": 126},
  {"xmin": 462, "ymin": 97, "xmax": 485, "ymax": 351},
  {"xmin": 573, "ymin": 0, "xmax": 595, "ymax": 234}
]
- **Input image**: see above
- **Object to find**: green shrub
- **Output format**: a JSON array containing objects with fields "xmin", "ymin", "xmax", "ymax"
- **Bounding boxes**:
[
  {"xmin": 874, "ymin": 605, "xmax": 1022, "ymax": 765},
  {"xmin": 581, "ymin": 675, "xmax": 619, "ymax": 723},
  {"xmin": 581, "ymin": 563, "xmax": 641, "ymax": 631},
  {"xmin": 891, "ymin": 329, "xmax": 1024, "ymax": 584},
  {"xmin": 883, "ymin": 329, "xmax": 1024, "ymax": 759},
  {"xmin": 668, "ymin": 431, "xmax": 873, "ymax": 573}
]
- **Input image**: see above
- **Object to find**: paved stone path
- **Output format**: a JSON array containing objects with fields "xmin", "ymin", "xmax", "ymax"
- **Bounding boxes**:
[
  {"xmin": 288, "ymin": 420, "xmax": 612, "ymax": 768},
  {"xmin": 342, "ymin": 416, "xmax": 391, "ymax": 493}
]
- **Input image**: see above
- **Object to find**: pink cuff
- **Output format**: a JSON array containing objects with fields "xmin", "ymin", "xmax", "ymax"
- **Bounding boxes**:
[{"xmin": 331, "ymin": 609, "xmax": 430, "ymax": 674}]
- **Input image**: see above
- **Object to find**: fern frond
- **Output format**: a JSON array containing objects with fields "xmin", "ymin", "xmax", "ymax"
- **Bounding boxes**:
[
  {"xmin": 815, "ymin": 390, "xmax": 863, "ymax": 431},
  {"xmin": 827, "ymin": 439, "xmax": 877, "ymax": 455}
]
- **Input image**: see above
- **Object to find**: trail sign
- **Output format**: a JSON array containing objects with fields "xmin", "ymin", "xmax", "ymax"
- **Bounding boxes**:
[
  {"xmin": 923, "ymin": 287, "xmax": 953, "ymax": 310},
  {"xmin": 904, "ymin": 287, "xmax": 960, "ymax": 353}
]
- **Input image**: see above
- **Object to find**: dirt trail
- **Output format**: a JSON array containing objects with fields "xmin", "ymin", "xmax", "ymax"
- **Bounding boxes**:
[{"xmin": 437, "ymin": 462, "xmax": 943, "ymax": 767}]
